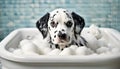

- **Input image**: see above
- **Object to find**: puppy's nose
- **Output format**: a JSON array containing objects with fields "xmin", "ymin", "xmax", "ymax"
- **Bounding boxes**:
[{"xmin": 58, "ymin": 31, "xmax": 66, "ymax": 39}]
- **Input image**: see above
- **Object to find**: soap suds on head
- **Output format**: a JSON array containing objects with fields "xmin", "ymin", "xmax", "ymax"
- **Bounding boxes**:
[{"xmin": 11, "ymin": 24, "xmax": 120, "ymax": 56}]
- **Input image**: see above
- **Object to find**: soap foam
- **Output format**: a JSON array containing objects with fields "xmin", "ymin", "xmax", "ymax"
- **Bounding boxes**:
[{"xmin": 12, "ymin": 24, "xmax": 120, "ymax": 56}]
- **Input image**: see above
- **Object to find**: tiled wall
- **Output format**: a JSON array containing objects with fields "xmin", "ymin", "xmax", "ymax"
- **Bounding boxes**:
[{"xmin": 0, "ymin": 0, "xmax": 120, "ymax": 41}]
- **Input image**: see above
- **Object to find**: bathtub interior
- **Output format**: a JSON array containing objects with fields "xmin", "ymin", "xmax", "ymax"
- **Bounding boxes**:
[
  {"xmin": 5, "ymin": 32, "xmax": 22, "ymax": 51},
  {"xmin": 5, "ymin": 28, "xmax": 40, "ymax": 52}
]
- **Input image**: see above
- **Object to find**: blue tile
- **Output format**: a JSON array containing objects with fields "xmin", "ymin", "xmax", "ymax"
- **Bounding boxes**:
[{"xmin": 0, "ymin": 0, "xmax": 120, "ymax": 41}]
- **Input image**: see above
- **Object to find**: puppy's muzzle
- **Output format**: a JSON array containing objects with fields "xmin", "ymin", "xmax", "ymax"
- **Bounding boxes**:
[{"xmin": 58, "ymin": 31, "xmax": 67, "ymax": 40}]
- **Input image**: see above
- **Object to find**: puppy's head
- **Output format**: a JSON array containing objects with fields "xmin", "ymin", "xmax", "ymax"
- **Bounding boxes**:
[{"xmin": 36, "ymin": 9, "xmax": 85, "ymax": 47}]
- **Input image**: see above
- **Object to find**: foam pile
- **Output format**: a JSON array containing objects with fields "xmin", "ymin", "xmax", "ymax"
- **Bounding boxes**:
[{"xmin": 10, "ymin": 24, "xmax": 120, "ymax": 56}]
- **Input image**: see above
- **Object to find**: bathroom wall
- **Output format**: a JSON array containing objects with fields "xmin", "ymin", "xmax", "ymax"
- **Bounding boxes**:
[{"xmin": 0, "ymin": 0, "xmax": 120, "ymax": 41}]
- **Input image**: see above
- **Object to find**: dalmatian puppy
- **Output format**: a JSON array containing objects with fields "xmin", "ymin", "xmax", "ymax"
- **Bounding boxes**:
[{"xmin": 36, "ymin": 8, "xmax": 87, "ymax": 50}]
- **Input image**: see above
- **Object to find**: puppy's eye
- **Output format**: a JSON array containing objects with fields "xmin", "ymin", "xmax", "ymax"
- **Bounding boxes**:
[
  {"xmin": 66, "ymin": 21, "xmax": 73, "ymax": 27},
  {"xmin": 50, "ymin": 21, "xmax": 55, "ymax": 27}
]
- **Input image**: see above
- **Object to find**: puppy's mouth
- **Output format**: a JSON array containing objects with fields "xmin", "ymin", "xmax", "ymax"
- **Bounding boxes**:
[
  {"xmin": 58, "ymin": 39, "xmax": 67, "ymax": 43},
  {"xmin": 57, "ymin": 36, "xmax": 70, "ymax": 43}
]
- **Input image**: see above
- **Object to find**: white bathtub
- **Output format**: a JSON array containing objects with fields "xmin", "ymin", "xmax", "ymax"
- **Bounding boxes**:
[{"xmin": 0, "ymin": 28, "xmax": 120, "ymax": 69}]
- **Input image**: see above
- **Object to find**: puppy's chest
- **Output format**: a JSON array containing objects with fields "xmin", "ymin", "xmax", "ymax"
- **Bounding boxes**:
[
  {"xmin": 49, "ymin": 43, "xmax": 69, "ymax": 50},
  {"xmin": 48, "ymin": 37, "xmax": 75, "ymax": 50}
]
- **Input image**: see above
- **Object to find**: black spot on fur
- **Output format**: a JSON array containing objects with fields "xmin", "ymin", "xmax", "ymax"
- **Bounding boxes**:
[
  {"xmin": 57, "ymin": 22, "xmax": 58, "ymax": 24},
  {"xmin": 54, "ymin": 30, "xmax": 57, "ymax": 33},
  {"xmin": 75, "ymin": 43, "xmax": 79, "ymax": 46},
  {"xmin": 56, "ymin": 11, "xmax": 58, "ymax": 13},
  {"xmin": 79, "ymin": 43, "xmax": 84, "ymax": 46},
  {"xmin": 48, "ymin": 37, "xmax": 52, "ymax": 44},
  {"xmin": 65, "ymin": 45, "xmax": 68, "ymax": 48},
  {"xmin": 62, "ymin": 29, "xmax": 65, "ymax": 31},
  {"xmin": 55, "ymin": 44, "xmax": 60, "ymax": 49},
  {"xmin": 50, "ymin": 45, "xmax": 52, "ymax": 48},
  {"xmin": 64, "ymin": 12, "xmax": 71, "ymax": 19},
  {"xmin": 54, "ymin": 35, "xmax": 56, "ymax": 38},
  {"xmin": 48, "ymin": 27, "xmax": 51, "ymax": 30},
  {"xmin": 63, "ymin": 11, "xmax": 66, "ymax": 12},
  {"xmin": 53, "ymin": 14, "xmax": 56, "ymax": 18}
]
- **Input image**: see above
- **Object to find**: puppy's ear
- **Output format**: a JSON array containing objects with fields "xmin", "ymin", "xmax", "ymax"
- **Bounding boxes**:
[
  {"xmin": 36, "ymin": 13, "xmax": 50, "ymax": 38},
  {"xmin": 72, "ymin": 12, "xmax": 85, "ymax": 35}
]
